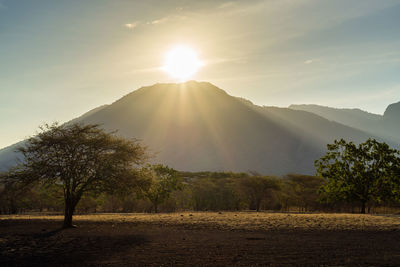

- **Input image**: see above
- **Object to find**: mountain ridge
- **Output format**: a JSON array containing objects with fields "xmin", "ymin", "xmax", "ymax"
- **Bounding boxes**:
[
  {"xmin": 0, "ymin": 81, "xmax": 397, "ymax": 174},
  {"xmin": 289, "ymin": 103, "xmax": 400, "ymax": 143}
]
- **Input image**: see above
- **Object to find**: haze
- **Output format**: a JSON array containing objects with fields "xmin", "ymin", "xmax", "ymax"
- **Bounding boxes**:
[{"xmin": 1, "ymin": 0, "xmax": 400, "ymax": 148}]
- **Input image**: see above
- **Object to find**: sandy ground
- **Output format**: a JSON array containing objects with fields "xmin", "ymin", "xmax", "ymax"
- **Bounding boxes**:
[{"xmin": 1, "ymin": 212, "xmax": 400, "ymax": 266}]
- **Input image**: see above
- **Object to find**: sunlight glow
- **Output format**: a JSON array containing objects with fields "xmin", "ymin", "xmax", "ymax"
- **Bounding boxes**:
[{"xmin": 162, "ymin": 45, "xmax": 203, "ymax": 81}]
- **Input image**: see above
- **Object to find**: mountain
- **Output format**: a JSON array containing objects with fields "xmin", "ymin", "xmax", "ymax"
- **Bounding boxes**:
[
  {"xmin": 289, "ymin": 104, "xmax": 400, "ymax": 143},
  {"xmin": 383, "ymin": 101, "xmax": 400, "ymax": 140},
  {"xmin": 67, "ymin": 104, "xmax": 109, "ymax": 125},
  {"xmin": 384, "ymin": 101, "xmax": 400, "ymax": 122},
  {"xmin": 289, "ymin": 104, "xmax": 381, "ymax": 133},
  {"xmin": 0, "ymin": 141, "xmax": 25, "ymax": 172},
  {"xmin": 0, "ymin": 81, "xmax": 388, "ymax": 174}
]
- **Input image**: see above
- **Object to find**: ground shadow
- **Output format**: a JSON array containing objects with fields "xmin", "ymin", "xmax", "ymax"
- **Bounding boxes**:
[{"xmin": 0, "ymin": 220, "xmax": 147, "ymax": 267}]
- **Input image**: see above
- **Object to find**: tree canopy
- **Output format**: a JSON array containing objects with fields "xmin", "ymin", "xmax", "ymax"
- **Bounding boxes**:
[{"xmin": 2, "ymin": 123, "xmax": 147, "ymax": 227}]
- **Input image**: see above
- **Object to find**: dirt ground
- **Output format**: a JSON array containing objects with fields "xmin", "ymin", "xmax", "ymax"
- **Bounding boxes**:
[{"xmin": 1, "ymin": 212, "xmax": 400, "ymax": 266}]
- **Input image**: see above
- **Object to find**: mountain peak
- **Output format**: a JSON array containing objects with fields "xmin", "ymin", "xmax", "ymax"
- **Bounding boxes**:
[
  {"xmin": 383, "ymin": 101, "xmax": 400, "ymax": 122},
  {"xmin": 112, "ymin": 80, "xmax": 229, "ymax": 108},
  {"xmin": 137, "ymin": 80, "xmax": 223, "ymax": 92}
]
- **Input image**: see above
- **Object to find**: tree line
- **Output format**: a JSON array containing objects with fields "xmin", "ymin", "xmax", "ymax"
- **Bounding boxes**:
[{"xmin": 1, "ymin": 123, "xmax": 399, "ymax": 227}]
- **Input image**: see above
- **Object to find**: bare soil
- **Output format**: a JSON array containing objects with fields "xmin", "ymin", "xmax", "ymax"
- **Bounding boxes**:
[{"xmin": 1, "ymin": 212, "xmax": 400, "ymax": 266}]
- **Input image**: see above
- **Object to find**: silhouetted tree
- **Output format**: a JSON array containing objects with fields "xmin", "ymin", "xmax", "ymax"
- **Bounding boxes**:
[
  {"xmin": 315, "ymin": 138, "xmax": 400, "ymax": 213},
  {"xmin": 2, "ymin": 123, "xmax": 147, "ymax": 227}
]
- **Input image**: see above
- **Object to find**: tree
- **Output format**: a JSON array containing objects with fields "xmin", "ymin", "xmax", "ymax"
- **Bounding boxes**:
[
  {"xmin": 0, "ymin": 178, "xmax": 31, "ymax": 214},
  {"xmin": 2, "ymin": 123, "xmax": 147, "ymax": 227},
  {"xmin": 315, "ymin": 138, "xmax": 399, "ymax": 213},
  {"xmin": 141, "ymin": 164, "xmax": 183, "ymax": 213},
  {"xmin": 237, "ymin": 176, "xmax": 281, "ymax": 211},
  {"xmin": 190, "ymin": 176, "xmax": 241, "ymax": 211},
  {"xmin": 283, "ymin": 174, "xmax": 325, "ymax": 212}
]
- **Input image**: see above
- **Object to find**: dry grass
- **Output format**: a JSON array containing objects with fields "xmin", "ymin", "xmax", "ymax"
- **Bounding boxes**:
[{"xmin": 2, "ymin": 212, "xmax": 400, "ymax": 231}]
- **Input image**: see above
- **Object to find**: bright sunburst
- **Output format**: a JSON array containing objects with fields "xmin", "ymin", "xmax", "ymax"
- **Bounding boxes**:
[{"xmin": 162, "ymin": 45, "xmax": 203, "ymax": 81}]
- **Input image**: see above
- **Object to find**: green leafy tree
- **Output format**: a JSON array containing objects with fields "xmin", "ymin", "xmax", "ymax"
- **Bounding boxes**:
[
  {"xmin": 393, "ymin": 157, "xmax": 400, "ymax": 202},
  {"xmin": 0, "ymin": 179, "xmax": 31, "ymax": 214},
  {"xmin": 283, "ymin": 174, "xmax": 325, "ymax": 212},
  {"xmin": 315, "ymin": 138, "xmax": 399, "ymax": 213},
  {"xmin": 237, "ymin": 176, "xmax": 281, "ymax": 211},
  {"xmin": 190, "ymin": 177, "xmax": 240, "ymax": 211},
  {"xmin": 142, "ymin": 164, "xmax": 183, "ymax": 213},
  {"xmin": 2, "ymin": 123, "xmax": 147, "ymax": 227}
]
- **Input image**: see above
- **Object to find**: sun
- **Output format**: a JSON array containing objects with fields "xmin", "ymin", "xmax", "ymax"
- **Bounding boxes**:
[{"xmin": 162, "ymin": 45, "xmax": 203, "ymax": 81}]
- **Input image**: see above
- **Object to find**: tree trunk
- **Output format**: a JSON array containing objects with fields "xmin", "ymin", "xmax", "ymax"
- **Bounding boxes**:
[
  {"xmin": 10, "ymin": 198, "xmax": 18, "ymax": 214},
  {"xmin": 255, "ymin": 199, "xmax": 261, "ymax": 212},
  {"xmin": 360, "ymin": 201, "xmax": 366, "ymax": 214},
  {"xmin": 154, "ymin": 203, "xmax": 158, "ymax": 213},
  {"xmin": 63, "ymin": 197, "xmax": 77, "ymax": 228}
]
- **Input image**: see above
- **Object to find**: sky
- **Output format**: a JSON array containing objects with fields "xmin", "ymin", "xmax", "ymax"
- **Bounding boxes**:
[{"xmin": 1, "ymin": 0, "xmax": 400, "ymax": 149}]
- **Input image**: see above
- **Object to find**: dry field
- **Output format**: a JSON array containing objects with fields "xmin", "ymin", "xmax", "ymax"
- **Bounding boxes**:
[
  {"xmin": 2, "ymin": 211, "xmax": 400, "ymax": 231},
  {"xmin": 1, "ymin": 212, "xmax": 400, "ymax": 266}
]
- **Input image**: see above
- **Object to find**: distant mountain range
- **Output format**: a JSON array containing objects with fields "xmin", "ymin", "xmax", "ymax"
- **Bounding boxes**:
[
  {"xmin": 290, "ymin": 103, "xmax": 400, "ymax": 143},
  {"xmin": 0, "ymin": 81, "xmax": 398, "ymax": 175}
]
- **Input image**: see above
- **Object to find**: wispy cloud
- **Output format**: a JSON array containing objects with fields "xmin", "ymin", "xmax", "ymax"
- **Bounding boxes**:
[
  {"xmin": 218, "ymin": 1, "xmax": 236, "ymax": 9},
  {"xmin": 124, "ymin": 22, "xmax": 139, "ymax": 29},
  {"xmin": 304, "ymin": 58, "xmax": 322, "ymax": 64},
  {"xmin": 147, "ymin": 14, "xmax": 187, "ymax": 25},
  {"xmin": 149, "ymin": 18, "xmax": 167, "ymax": 25}
]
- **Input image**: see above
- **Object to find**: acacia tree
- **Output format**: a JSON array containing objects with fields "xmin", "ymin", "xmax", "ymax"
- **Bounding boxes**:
[
  {"xmin": 141, "ymin": 164, "xmax": 183, "ymax": 213},
  {"xmin": 315, "ymin": 138, "xmax": 399, "ymax": 213},
  {"xmin": 3, "ymin": 123, "xmax": 147, "ymax": 227}
]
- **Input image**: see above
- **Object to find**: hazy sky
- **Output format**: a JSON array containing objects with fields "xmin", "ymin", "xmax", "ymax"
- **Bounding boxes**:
[{"xmin": 1, "ymin": 0, "xmax": 400, "ymax": 148}]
